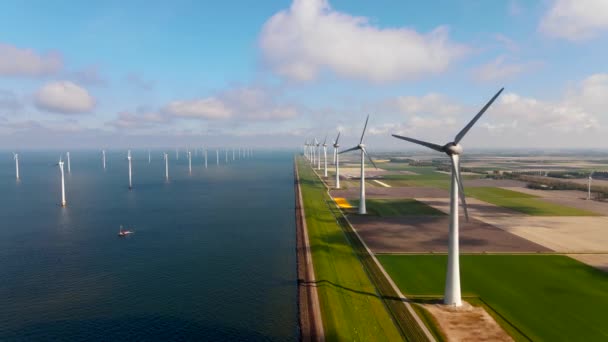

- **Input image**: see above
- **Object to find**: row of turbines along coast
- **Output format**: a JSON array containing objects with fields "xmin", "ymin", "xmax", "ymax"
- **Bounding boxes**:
[{"xmin": 10, "ymin": 147, "xmax": 254, "ymax": 208}]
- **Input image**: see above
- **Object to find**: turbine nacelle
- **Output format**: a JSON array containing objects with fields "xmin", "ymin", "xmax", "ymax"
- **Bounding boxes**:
[{"xmin": 443, "ymin": 143, "xmax": 463, "ymax": 156}]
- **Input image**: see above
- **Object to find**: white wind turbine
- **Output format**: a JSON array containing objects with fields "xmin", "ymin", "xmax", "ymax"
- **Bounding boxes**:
[
  {"xmin": 392, "ymin": 88, "xmax": 504, "ymax": 307},
  {"xmin": 216, "ymin": 149, "xmax": 219, "ymax": 165},
  {"xmin": 204, "ymin": 148, "xmax": 208, "ymax": 168},
  {"xmin": 13, "ymin": 153, "xmax": 20, "ymax": 181},
  {"xmin": 312, "ymin": 138, "xmax": 317, "ymax": 166},
  {"xmin": 333, "ymin": 132, "xmax": 341, "ymax": 189},
  {"xmin": 102, "ymin": 150, "xmax": 106, "ymax": 170},
  {"xmin": 175, "ymin": 148, "xmax": 179, "ymax": 160},
  {"xmin": 164, "ymin": 152, "xmax": 169, "ymax": 181},
  {"xmin": 127, "ymin": 150, "xmax": 133, "ymax": 190},
  {"xmin": 322, "ymin": 136, "xmax": 328, "ymax": 177},
  {"xmin": 225, "ymin": 149, "xmax": 228, "ymax": 163},
  {"xmin": 57, "ymin": 156, "xmax": 66, "ymax": 207},
  {"xmin": 66, "ymin": 152, "xmax": 71, "ymax": 173},
  {"xmin": 148, "ymin": 150, "xmax": 151, "ymax": 164},
  {"xmin": 340, "ymin": 115, "xmax": 377, "ymax": 215},
  {"xmin": 316, "ymin": 139, "xmax": 322, "ymax": 170},
  {"xmin": 587, "ymin": 171, "xmax": 594, "ymax": 200},
  {"xmin": 188, "ymin": 150, "xmax": 192, "ymax": 174}
]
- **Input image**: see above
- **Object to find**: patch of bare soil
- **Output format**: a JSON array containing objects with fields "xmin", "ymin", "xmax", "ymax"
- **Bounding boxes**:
[{"xmin": 423, "ymin": 301, "xmax": 513, "ymax": 342}]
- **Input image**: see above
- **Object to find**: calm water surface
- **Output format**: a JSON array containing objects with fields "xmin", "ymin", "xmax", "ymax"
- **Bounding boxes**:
[{"xmin": 0, "ymin": 150, "xmax": 297, "ymax": 341}]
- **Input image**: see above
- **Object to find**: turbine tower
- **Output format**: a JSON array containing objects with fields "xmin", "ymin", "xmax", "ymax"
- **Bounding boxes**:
[
  {"xmin": 340, "ymin": 115, "xmax": 376, "ymax": 215},
  {"xmin": 176, "ymin": 147, "xmax": 179, "ymax": 160},
  {"xmin": 66, "ymin": 152, "xmax": 71, "ymax": 173},
  {"xmin": 188, "ymin": 150, "xmax": 192, "ymax": 174},
  {"xmin": 127, "ymin": 150, "xmax": 133, "ymax": 190},
  {"xmin": 216, "ymin": 149, "xmax": 219, "ymax": 165},
  {"xmin": 58, "ymin": 156, "xmax": 66, "ymax": 207},
  {"xmin": 322, "ymin": 136, "xmax": 328, "ymax": 177},
  {"xmin": 204, "ymin": 148, "xmax": 208, "ymax": 168},
  {"xmin": 333, "ymin": 132, "xmax": 341, "ymax": 189},
  {"xmin": 148, "ymin": 150, "xmax": 151, "ymax": 164},
  {"xmin": 102, "ymin": 150, "xmax": 106, "ymax": 170},
  {"xmin": 164, "ymin": 152, "xmax": 169, "ymax": 181},
  {"xmin": 225, "ymin": 149, "xmax": 228, "ymax": 163},
  {"xmin": 392, "ymin": 88, "xmax": 504, "ymax": 307},
  {"xmin": 588, "ymin": 171, "xmax": 594, "ymax": 200},
  {"xmin": 13, "ymin": 153, "xmax": 20, "ymax": 180},
  {"xmin": 316, "ymin": 139, "xmax": 322, "ymax": 170},
  {"xmin": 312, "ymin": 138, "xmax": 317, "ymax": 166}
]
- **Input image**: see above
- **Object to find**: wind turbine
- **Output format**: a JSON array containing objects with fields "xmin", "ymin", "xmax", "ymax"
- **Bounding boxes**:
[
  {"xmin": 176, "ymin": 148, "xmax": 179, "ymax": 160},
  {"xmin": 164, "ymin": 152, "xmax": 169, "ymax": 181},
  {"xmin": 340, "ymin": 115, "xmax": 376, "ymax": 215},
  {"xmin": 66, "ymin": 152, "xmax": 71, "ymax": 173},
  {"xmin": 322, "ymin": 136, "xmax": 328, "ymax": 177},
  {"xmin": 102, "ymin": 150, "xmax": 106, "ymax": 170},
  {"xmin": 58, "ymin": 156, "xmax": 66, "ymax": 207},
  {"xmin": 204, "ymin": 148, "xmax": 208, "ymax": 168},
  {"xmin": 216, "ymin": 149, "xmax": 219, "ymax": 165},
  {"xmin": 148, "ymin": 150, "xmax": 151, "ymax": 164},
  {"xmin": 316, "ymin": 139, "xmax": 322, "ymax": 170},
  {"xmin": 392, "ymin": 88, "xmax": 504, "ymax": 307},
  {"xmin": 333, "ymin": 132, "xmax": 341, "ymax": 189},
  {"xmin": 312, "ymin": 138, "xmax": 317, "ymax": 166},
  {"xmin": 588, "ymin": 171, "xmax": 594, "ymax": 200},
  {"xmin": 127, "ymin": 150, "xmax": 133, "ymax": 190},
  {"xmin": 225, "ymin": 149, "xmax": 228, "ymax": 163},
  {"xmin": 233, "ymin": 147, "xmax": 235, "ymax": 161},
  {"xmin": 13, "ymin": 153, "xmax": 20, "ymax": 181},
  {"xmin": 188, "ymin": 150, "xmax": 192, "ymax": 174}
]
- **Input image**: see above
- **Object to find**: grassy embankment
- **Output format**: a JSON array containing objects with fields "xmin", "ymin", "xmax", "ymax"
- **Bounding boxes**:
[
  {"xmin": 296, "ymin": 158, "xmax": 405, "ymax": 340},
  {"xmin": 378, "ymin": 254, "xmax": 608, "ymax": 342},
  {"xmin": 350, "ymin": 199, "xmax": 445, "ymax": 217}
]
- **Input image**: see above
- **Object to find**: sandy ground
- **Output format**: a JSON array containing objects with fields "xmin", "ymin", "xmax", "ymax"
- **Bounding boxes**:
[
  {"xmin": 338, "ymin": 167, "xmax": 390, "ymax": 178},
  {"xmin": 349, "ymin": 215, "xmax": 550, "ymax": 253},
  {"xmin": 423, "ymin": 302, "xmax": 513, "ymax": 342},
  {"xmin": 567, "ymin": 254, "xmax": 608, "ymax": 272},
  {"xmin": 417, "ymin": 197, "xmax": 608, "ymax": 253},
  {"xmin": 503, "ymin": 187, "xmax": 608, "ymax": 216}
]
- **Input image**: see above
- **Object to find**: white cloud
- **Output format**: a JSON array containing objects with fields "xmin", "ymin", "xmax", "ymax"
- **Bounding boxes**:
[
  {"xmin": 259, "ymin": 0, "xmax": 466, "ymax": 82},
  {"xmin": 164, "ymin": 98, "xmax": 233, "ymax": 120},
  {"xmin": 0, "ymin": 43, "xmax": 63, "ymax": 77},
  {"xmin": 164, "ymin": 87, "xmax": 299, "ymax": 121},
  {"xmin": 473, "ymin": 56, "xmax": 542, "ymax": 82},
  {"xmin": 108, "ymin": 110, "xmax": 169, "ymax": 129},
  {"xmin": 540, "ymin": 0, "xmax": 608, "ymax": 41},
  {"xmin": 35, "ymin": 81, "xmax": 95, "ymax": 114},
  {"xmin": 392, "ymin": 93, "xmax": 463, "ymax": 116}
]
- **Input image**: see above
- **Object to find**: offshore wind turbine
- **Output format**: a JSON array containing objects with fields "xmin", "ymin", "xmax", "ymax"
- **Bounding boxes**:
[
  {"xmin": 204, "ymin": 148, "xmax": 208, "ymax": 168},
  {"xmin": 175, "ymin": 147, "xmax": 179, "ymax": 160},
  {"xmin": 392, "ymin": 88, "xmax": 504, "ymax": 307},
  {"xmin": 127, "ymin": 150, "xmax": 133, "ymax": 190},
  {"xmin": 225, "ymin": 149, "xmax": 228, "ymax": 163},
  {"xmin": 164, "ymin": 152, "xmax": 169, "ymax": 181},
  {"xmin": 102, "ymin": 150, "xmax": 106, "ymax": 170},
  {"xmin": 216, "ymin": 149, "xmax": 219, "ymax": 165},
  {"xmin": 322, "ymin": 136, "xmax": 328, "ymax": 177},
  {"xmin": 188, "ymin": 150, "xmax": 192, "ymax": 174},
  {"xmin": 148, "ymin": 150, "xmax": 151, "ymax": 164},
  {"xmin": 340, "ymin": 115, "xmax": 376, "ymax": 215},
  {"xmin": 333, "ymin": 132, "xmax": 341, "ymax": 189},
  {"xmin": 66, "ymin": 152, "xmax": 71, "ymax": 173},
  {"xmin": 13, "ymin": 153, "xmax": 20, "ymax": 181},
  {"xmin": 58, "ymin": 156, "xmax": 66, "ymax": 207}
]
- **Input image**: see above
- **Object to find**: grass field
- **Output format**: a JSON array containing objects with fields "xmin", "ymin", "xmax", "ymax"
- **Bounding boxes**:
[
  {"xmin": 378, "ymin": 254, "xmax": 608, "ymax": 341},
  {"xmin": 296, "ymin": 159, "xmax": 405, "ymax": 341},
  {"xmin": 351, "ymin": 199, "xmax": 446, "ymax": 217},
  {"xmin": 465, "ymin": 187, "xmax": 599, "ymax": 216}
]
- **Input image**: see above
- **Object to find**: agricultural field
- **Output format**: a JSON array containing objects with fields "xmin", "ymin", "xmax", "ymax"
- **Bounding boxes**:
[
  {"xmin": 378, "ymin": 254, "xmax": 608, "ymax": 341},
  {"xmin": 350, "ymin": 199, "xmax": 445, "ymax": 217},
  {"xmin": 464, "ymin": 187, "xmax": 599, "ymax": 216}
]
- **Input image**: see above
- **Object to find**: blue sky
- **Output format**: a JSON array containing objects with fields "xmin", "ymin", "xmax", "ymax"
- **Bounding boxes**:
[{"xmin": 0, "ymin": 0, "xmax": 607, "ymax": 149}]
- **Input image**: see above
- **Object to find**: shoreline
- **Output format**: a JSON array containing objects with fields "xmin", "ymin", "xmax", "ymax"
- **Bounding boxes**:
[{"xmin": 294, "ymin": 158, "xmax": 324, "ymax": 341}]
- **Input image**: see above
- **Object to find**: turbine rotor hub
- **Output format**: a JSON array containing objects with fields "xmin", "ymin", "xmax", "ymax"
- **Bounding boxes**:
[
  {"xmin": 359, "ymin": 144, "xmax": 365, "ymax": 149},
  {"xmin": 444, "ymin": 142, "xmax": 463, "ymax": 155}
]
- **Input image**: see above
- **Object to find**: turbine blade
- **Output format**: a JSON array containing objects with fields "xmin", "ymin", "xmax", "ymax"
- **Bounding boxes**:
[
  {"xmin": 359, "ymin": 115, "xmax": 369, "ymax": 144},
  {"xmin": 454, "ymin": 88, "xmax": 504, "ymax": 144},
  {"xmin": 339, "ymin": 146, "xmax": 360, "ymax": 154},
  {"xmin": 335, "ymin": 131, "xmax": 341, "ymax": 144},
  {"xmin": 450, "ymin": 156, "xmax": 469, "ymax": 222},
  {"xmin": 391, "ymin": 134, "xmax": 444, "ymax": 152},
  {"xmin": 362, "ymin": 148, "xmax": 378, "ymax": 169},
  {"xmin": 323, "ymin": 135, "xmax": 327, "ymax": 145}
]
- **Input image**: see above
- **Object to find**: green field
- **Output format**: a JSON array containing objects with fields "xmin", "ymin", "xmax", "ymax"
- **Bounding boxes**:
[
  {"xmin": 465, "ymin": 187, "xmax": 599, "ymax": 216},
  {"xmin": 296, "ymin": 159, "xmax": 405, "ymax": 341},
  {"xmin": 352, "ymin": 199, "xmax": 446, "ymax": 217},
  {"xmin": 378, "ymin": 254, "xmax": 608, "ymax": 341}
]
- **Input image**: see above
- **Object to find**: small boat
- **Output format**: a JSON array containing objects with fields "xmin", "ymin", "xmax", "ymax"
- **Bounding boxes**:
[{"xmin": 118, "ymin": 225, "xmax": 134, "ymax": 237}]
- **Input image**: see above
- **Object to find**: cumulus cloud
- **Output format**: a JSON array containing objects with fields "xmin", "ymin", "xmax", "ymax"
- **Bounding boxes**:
[
  {"xmin": 34, "ymin": 81, "xmax": 95, "ymax": 114},
  {"xmin": 472, "ymin": 56, "xmax": 542, "ymax": 82},
  {"xmin": 540, "ymin": 0, "xmax": 608, "ymax": 41},
  {"xmin": 108, "ymin": 109, "xmax": 169, "ymax": 129},
  {"xmin": 164, "ymin": 87, "xmax": 299, "ymax": 121},
  {"xmin": 164, "ymin": 98, "xmax": 233, "ymax": 120},
  {"xmin": 391, "ymin": 93, "xmax": 463, "ymax": 116},
  {"xmin": 259, "ymin": 0, "xmax": 466, "ymax": 82},
  {"xmin": 0, "ymin": 43, "xmax": 63, "ymax": 77}
]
